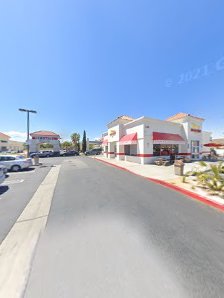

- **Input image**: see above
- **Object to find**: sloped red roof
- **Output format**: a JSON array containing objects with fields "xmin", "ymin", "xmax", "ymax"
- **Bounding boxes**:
[
  {"xmin": 30, "ymin": 130, "xmax": 60, "ymax": 137},
  {"xmin": 0, "ymin": 132, "xmax": 10, "ymax": 139},
  {"xmin": 166, "ymin": 113, "xmax": 204, "ymax": 121}
]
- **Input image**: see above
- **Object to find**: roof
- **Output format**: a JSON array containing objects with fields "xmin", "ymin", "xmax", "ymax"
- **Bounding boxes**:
[
  {"xmin": 30, "ymin": 130, "xmax": 60, "ymax": 137},
  {"xmin": 0, "ymin": 132, "xmax": 10, "ymax": 139},
  {"xmin": 117, "ymin": 115, "xmax": 134, "ymax": 121},
  {"xmin": 107, "ymin": 115, "xmax": 134, "ymax": 126},
  {"xmin": 166, "ymin": 113, "xmax": 204, "ymax": 121}
]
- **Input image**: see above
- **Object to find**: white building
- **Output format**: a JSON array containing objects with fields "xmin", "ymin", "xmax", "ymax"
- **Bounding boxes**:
[
  {"xmin": 102, "ymin": 113, "xmax": 212, "ymax": 164},
  {"xmin": 29, "ymin": 131, "xmax": 60, "ymax": 153}
]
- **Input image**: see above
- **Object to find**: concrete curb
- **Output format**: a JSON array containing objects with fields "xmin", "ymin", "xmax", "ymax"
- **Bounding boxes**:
[
  {"xmin": 94, "ymin": 157, "xmax": 224, "ymax": 213},
  {"xmin": 0, "ymin": 165, "xmax": 61, "ymax": 298}
]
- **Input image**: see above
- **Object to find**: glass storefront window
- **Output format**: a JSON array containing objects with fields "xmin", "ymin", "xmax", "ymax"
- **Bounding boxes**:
[
  {"xmin": 124, "ymin": 144, "xmax": 137, "ymax": 156},
  {"xmin": 153, "ymin": 144, "xmax": 178, "ymax": 156},
  {"xmin": 191, "ymin": 141, "xmax": 200, "ymax": 159}
]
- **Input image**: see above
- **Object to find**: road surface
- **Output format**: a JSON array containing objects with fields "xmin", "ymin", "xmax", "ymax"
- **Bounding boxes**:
[
  {"xmin": 23, "ymin": 157, "xmax": 224, "ymax": 297},
  {"xmin": 1, "ymin": 156, "xmax": 224, "ymax": 297}
]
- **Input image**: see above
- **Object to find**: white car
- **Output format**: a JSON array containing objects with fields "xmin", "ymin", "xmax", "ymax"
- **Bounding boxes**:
[
  {"xmin": 0, "ymin": 165, "xmax": 5, "ymax": 185},
  {"xmin": 0, "ymin": 155, "xmax": 33, "ymax": 172}
]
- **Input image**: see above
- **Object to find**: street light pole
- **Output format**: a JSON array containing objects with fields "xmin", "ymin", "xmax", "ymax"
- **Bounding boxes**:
[{"xmin": 19, "ymin": 108, "xmax": 37, "ymax": 157}]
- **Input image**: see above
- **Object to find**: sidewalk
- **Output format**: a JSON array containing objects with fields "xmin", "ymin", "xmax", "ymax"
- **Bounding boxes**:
[
  {"xmin": 93, "ymin": 156, "xmax": 224, "ymax": 211},
  {"xmin": 92, "ymin": 155, "xmax": 196, "ymax": 181}
]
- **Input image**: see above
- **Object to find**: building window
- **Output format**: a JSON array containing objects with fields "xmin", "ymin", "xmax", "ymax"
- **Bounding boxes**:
[
  {"xmin": 153, "ymin": 144, "xmax": 178, "ymax": 156},
  {"xmin": 191, "ymin": 141, "xmax": 200, "ymax": 159},
  {"xmin": 124, "ymin": 144, "xmax": 137, "ymax": 156},
  {"xmin": 124, "ymin": 145, "xmax": 130, "ymax": 155}
]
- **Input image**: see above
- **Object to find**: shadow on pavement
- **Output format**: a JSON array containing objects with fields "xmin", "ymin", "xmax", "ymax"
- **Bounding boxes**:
[
  {"xmin": 0, "ymin": 185, "xmax": 9, "ymax": 195},
  {"xmin": 21, "ymin": 168, "xmax": 36, "ymax": 173}
]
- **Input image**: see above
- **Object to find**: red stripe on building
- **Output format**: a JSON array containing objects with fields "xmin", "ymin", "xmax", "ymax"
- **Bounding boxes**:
[{"xmin": 137, "ymin": 154, "xmax": 154, "ymax": 157}]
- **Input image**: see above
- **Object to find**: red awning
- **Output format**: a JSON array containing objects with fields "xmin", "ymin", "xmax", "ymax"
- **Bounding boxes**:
[
  {"xmin": 119, "ymin": 133, "xmax": 137, "ymax": 145},
  {"xmin": 204, "ymin": 142, "xmax": 224, "ymax": 147},
  {"xmin": 153, "ymin": 132, "xmax": 185, "ymax": 144},
  {"xmin": 102, "ymin": 137, "xmax": 108, "ymax": 145}
]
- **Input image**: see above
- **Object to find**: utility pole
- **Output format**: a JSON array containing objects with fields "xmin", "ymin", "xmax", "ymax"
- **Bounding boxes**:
[{"xmin": 19, "ymin": 108, "xmax": 37, "ymax": 157}]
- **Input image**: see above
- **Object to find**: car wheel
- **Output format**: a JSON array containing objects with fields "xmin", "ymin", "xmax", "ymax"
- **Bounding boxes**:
[{"xmin": 11, "ymin": 165, "xmax": 21, "ymax": 172}]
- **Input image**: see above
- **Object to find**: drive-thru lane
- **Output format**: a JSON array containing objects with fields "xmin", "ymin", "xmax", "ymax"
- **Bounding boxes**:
[{"xmin": 24, "ymin": 157, "xmax": 224, "ymax": 298}]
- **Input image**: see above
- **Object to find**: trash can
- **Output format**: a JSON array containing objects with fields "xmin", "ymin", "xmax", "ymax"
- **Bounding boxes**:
[
  {"xmin": 34, "ymin": 155, "xmax": 39, "ymax": 166},
  {"xmin": 174, "ymin": 160, "xmax": 184, "ymax": 176}
]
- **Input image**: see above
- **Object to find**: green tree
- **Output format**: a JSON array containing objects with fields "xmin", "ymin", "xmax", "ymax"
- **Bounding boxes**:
[
  {"xmin": 40, "ymin": 143, "xmax": 53, "ymax": 149},
  {"xmin": 71, "ymin": 133, "xmax": 80, "ymax": 151},
  {"xmin": 61, "ymin": 141, "xmax": 72, "ymax": 150},
  {"xmin": 82, "ymin": 130, "xmax": 87, "ymax": 152}
]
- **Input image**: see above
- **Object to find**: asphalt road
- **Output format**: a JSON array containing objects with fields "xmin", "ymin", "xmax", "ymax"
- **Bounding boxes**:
[
  {"xmin": 0, "ymin": 156, "xmax": 66, "ymax": 244},
  {"xmin": 22, "ymin": 156, "xmax": 224, "ymax": 298}
]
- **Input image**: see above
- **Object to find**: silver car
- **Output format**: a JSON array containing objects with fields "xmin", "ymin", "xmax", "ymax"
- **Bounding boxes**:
[
  {"xmin": 0, "ymin": 155, "xmax": 33, "ymax": 172},
  {"xmin": 0, "ymin": 165, "xmax": 5, "ymax": 185}
]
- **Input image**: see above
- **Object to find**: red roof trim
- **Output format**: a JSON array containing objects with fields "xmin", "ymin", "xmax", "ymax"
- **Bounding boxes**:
[
  {"xmin": 0, "ymin": 132, "xmax": 10, "ymax": 139},
  {"xmin": 30, "ymin": 130, "xmax": 60, "ymax": 137}
]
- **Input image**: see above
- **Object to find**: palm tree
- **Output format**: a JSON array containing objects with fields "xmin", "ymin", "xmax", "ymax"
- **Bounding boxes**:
[
  {"xmin": 71, "ymin": 133, "xmax": 80, "ymax": 151},
  {"xmin": 61, "ymin": 141, "xmax": 72, "ymax": 150}
]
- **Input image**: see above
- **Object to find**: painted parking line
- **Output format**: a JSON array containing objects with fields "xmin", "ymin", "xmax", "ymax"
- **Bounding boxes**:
[
  {"xmin": 8, "ymin": 169, "xmax": 36, "ymax": 175},
  {"xmin": 3, "ymin": 179, "xmax": 24, "ymax": 185}
]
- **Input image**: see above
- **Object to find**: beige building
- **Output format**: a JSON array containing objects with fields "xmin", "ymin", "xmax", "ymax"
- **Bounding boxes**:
[
  {"xmin": 0, "ymin": 132, "xmax": 24, "ymax": 152},
  {"xmin": 0, "ymin": 132, "xmax": 10, "ymax": 152}
]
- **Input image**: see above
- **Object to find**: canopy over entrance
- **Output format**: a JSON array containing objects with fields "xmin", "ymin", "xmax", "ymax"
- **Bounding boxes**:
[
  {"xmin": 119, "ymin": 133, "xmax": 137, "ymax": 145},
  {"xmin": 102, "ymin": 136, "xmax": 108, "ymax": 145},
  {"xmin": 204, "ymin": 142, "xmax": 224, "ymax": 147},
  {"xmin": 153, "ymin": 132, "xmax": 185, "ymax": 144}
]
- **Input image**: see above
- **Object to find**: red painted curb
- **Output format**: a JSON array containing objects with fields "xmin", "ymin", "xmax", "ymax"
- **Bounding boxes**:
[{"xmin": 94, "ymin": 157, "xmax": 224, "ymax": 212}]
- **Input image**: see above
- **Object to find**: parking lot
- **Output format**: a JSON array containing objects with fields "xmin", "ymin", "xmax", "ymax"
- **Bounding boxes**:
[{"xmin": 0, "ymin": 156, "xmax": 79, "ymax": 244}]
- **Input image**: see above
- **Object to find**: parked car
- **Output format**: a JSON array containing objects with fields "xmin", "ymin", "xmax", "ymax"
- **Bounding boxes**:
[
  {"xmin": 0, "ymin": 165, "xmax": 5, "ymax": 185},
  {"xmin": 60, "ymin": 150, "xmax": 79, "ymax": 156},
  {"xmin": 30, "ymin": 151, "xmax": 60, "ymax": 158},
  {"xmin": 85, "ymin": 148, "xmax": 102, "ymax": 156},
  {"xmin": 0, "ymin": 155, "xmax": 33, "ymax": 172},
  {"xmin": 1, "ymin": 165, "xmax": 7, "ymax": 174}
]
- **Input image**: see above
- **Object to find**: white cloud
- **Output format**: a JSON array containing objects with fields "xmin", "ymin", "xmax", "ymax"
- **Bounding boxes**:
[{"xmin": 3, "ymin": 131, "xmax": 27, "ymax": 142}]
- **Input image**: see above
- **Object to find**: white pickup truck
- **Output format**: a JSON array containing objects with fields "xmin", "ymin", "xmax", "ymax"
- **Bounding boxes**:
[{"xmin": 0, "ymin": 155, "xmax": 33, "ymax": 172}]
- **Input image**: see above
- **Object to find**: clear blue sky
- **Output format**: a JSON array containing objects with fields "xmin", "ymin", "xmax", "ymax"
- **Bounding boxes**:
[{"xmin": 0, "ymin": 0, "xmax": 224, "ymax": 141}]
